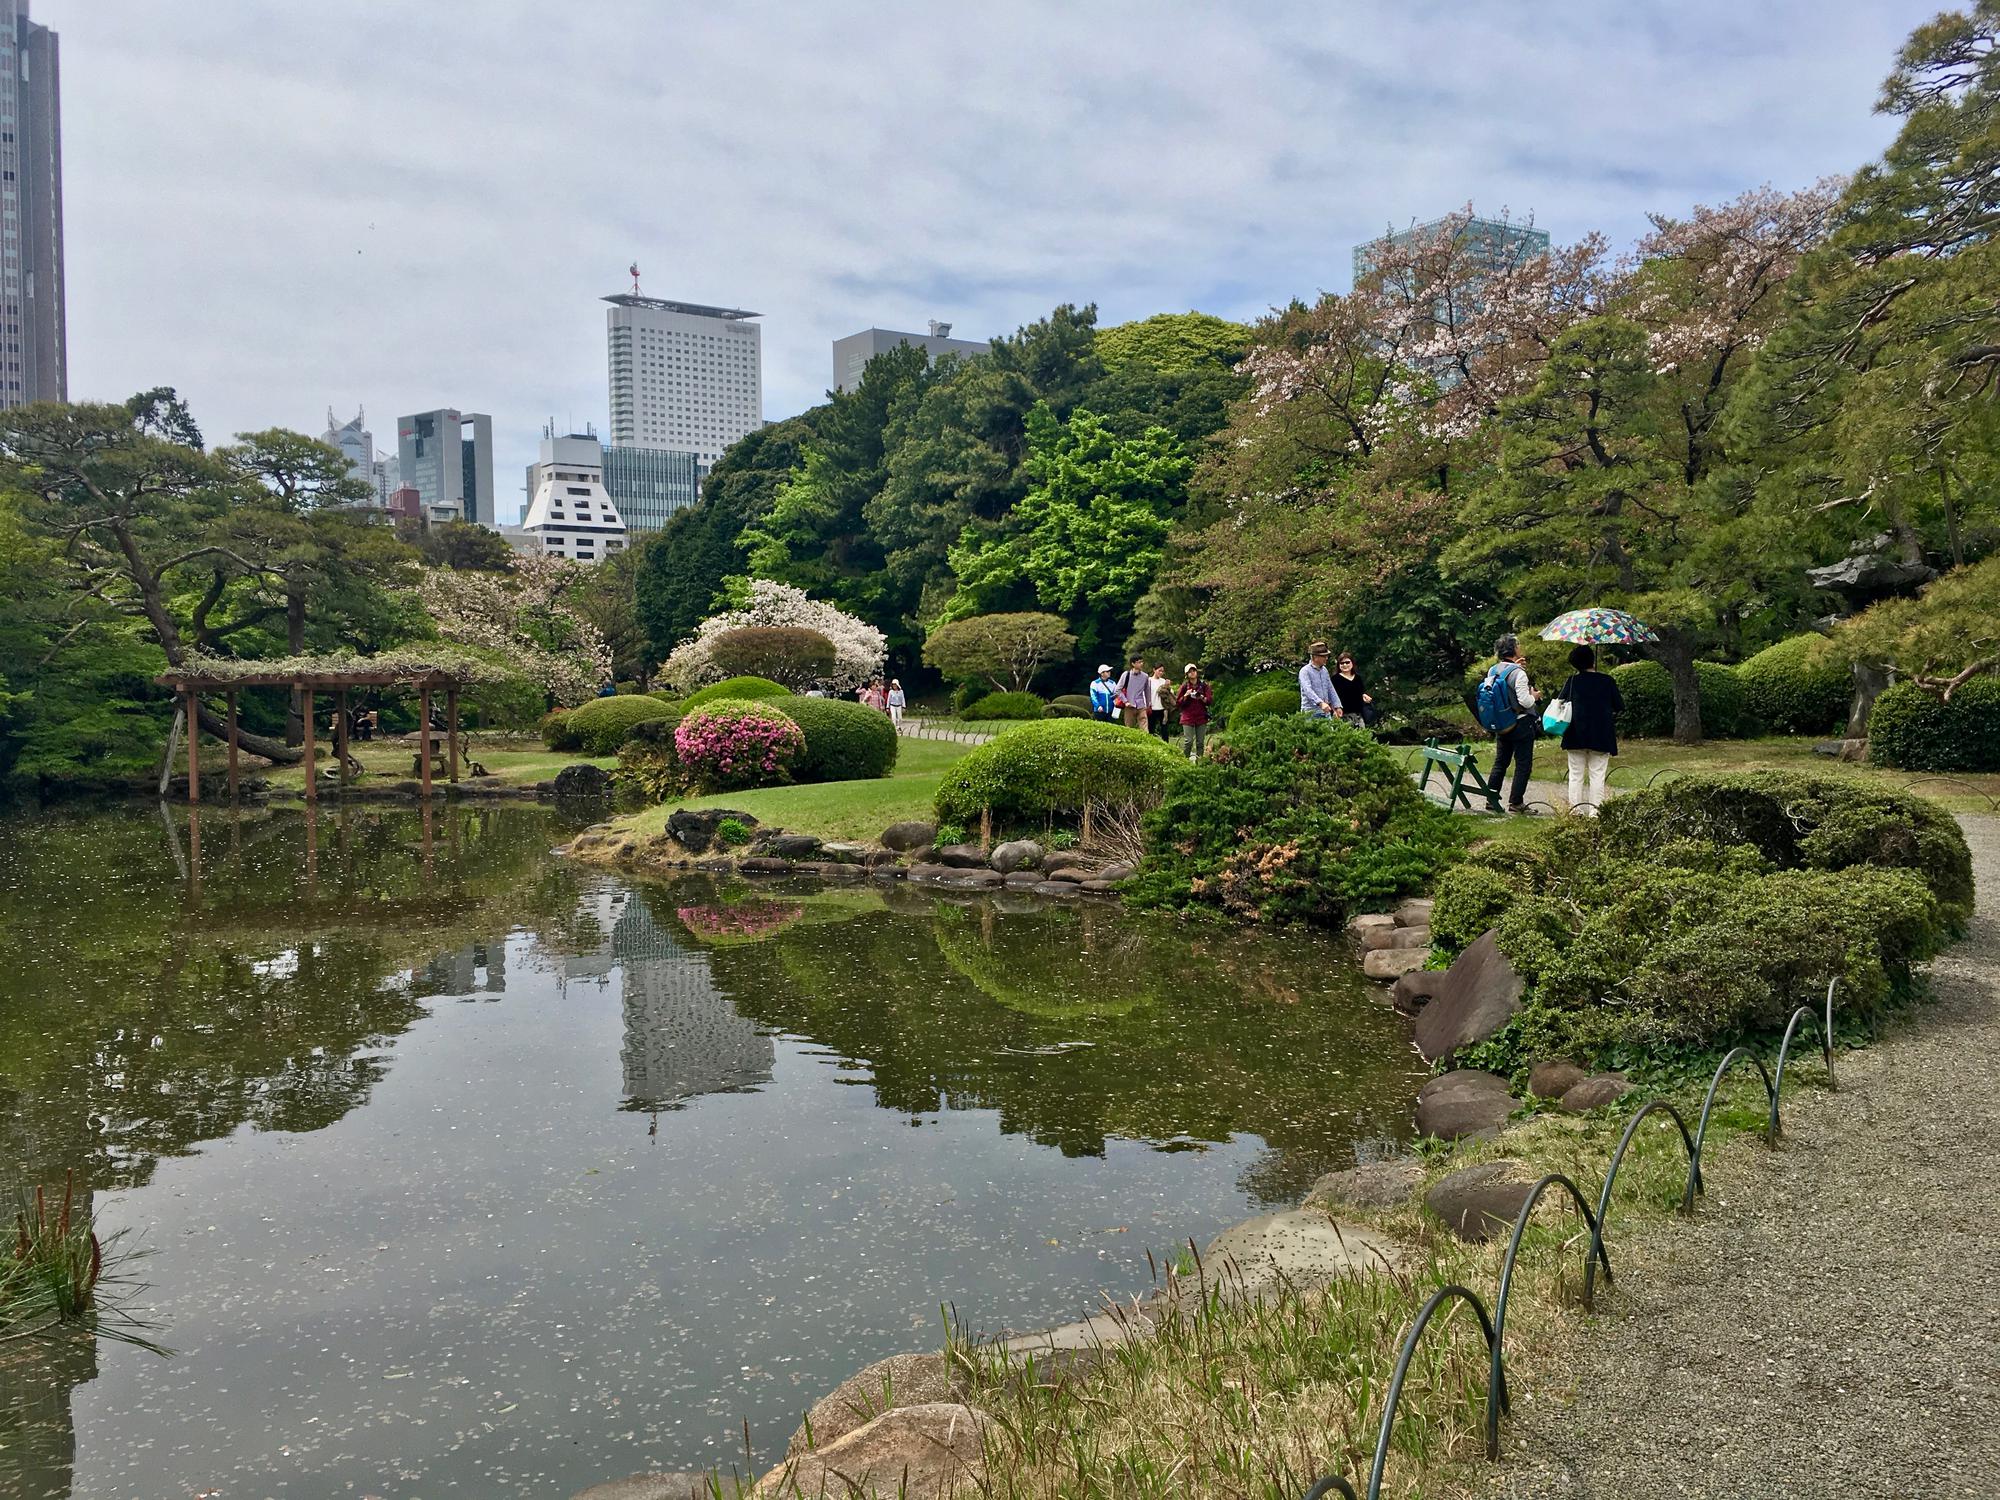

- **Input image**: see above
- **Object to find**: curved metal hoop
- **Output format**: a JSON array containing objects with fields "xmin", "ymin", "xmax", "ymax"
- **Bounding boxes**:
[
  {"xmin": 1694, "ymin": 1046, "xmax": 1780, "ymax": 1163},
  {"xmin": 1641, "ymin": 765, "xmax": 1684, "ymax": 790},
  {"xmin": 1900, "ymin": 775, "xmax": 2000, "ymax": 813},
  {"xmin": 1775, "ymin": 979, "xmax": 1838, "ymax": 1109},
  {"xmin": 1366, "ymin": 1285, "xmax": 1507, "ymax": 1499},
  {"xmin": 1585, "ymin": 1100, "xmax": 1701, "ymax": 1303},
  {"xmin": 1486, "ymin": 1173, "xmax": 1610, "ymax": 1458},
  {"xmin": 1302, "ymin": 1476, "xmax": 1359, "ymax": 1500}
]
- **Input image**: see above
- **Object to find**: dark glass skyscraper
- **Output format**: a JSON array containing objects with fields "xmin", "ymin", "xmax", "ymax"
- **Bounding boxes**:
[{"xmin": 0, "ymin": 0, "xmax": 63, "ymax": 408}]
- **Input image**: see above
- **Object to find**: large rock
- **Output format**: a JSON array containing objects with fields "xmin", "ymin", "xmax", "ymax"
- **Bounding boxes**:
[
  {"xmin": 988, "ymin": 839, "xmax": 1045, "ymax": 875},
  {"xmin": 1363, "ymin": 948, "xmax": 1428, "ymax": 980},
  {"xmin": 1393, "ymin": 897, "xmax": 1436, "ymax": 927},
  {"xmin": 909, "ymin": 864, "xmax": 1001, "ymax": 889},
  {"xmin": 754, "ymin": 833, "xmax": 824, "ymax": 860},
  {"xmin": 1347, "ymin": 913, "xmax": 1397, "ymax": 942},
  {"xmin": 1387, "ymin": 926, "xmax": 1432, "ymax": 950},
  {"xmin": 571, "ymin": 1475, "xmax": 711, "ymax": 1500},
  {"xmin": 1411, "ymin": 929, "xmax": 1523, "ymax": 1063},
  {"xmin": 1560, "ymin": 1073, "xmax": 1634, "ymax": 1112},
  {"xmin": 1096, "ymin": 861, "xmax": 1138, "ymax": 882},
  {"xmin": 1032, "ymin": 881, "xmax": 1083, "ymax": 899},
  {"xmin": 665, "ymin": 807, "xmax": 760, "ymax": 853},
  {"xmin": 787, "ymin": 1353, "xmax": 957, "ymax": 1459},
  {"xmin": 1391, "ymin": 969, "xmax": 1450, "ymax": 1016},
  {"xmin": 551, "ymin": 763, "xmax": 613, "ymax": 798},
  {"xmin": 1188, "ymin": 1209, "xmax": 1410, "ymax": 1303},
  {"xmin": 880, "ymin": 821, "xmax": 936, "ymax": 852},
  {"xmin": 1425, "ymin": 1160, "xmax": 1538, "ymax": 1243},
  {"xmin": 1527, "ymin": 1060, "xmax": 1589, "ymax": 1101},
  {"xmin": 1358, "ymin": 926, "xmax": 1403, "ymax": 952},
  {"xmin": 1413, "ymin": 1069, "xmax": 1515, "ymax": 1140},
  {"xmin": 1040, "ymin": 851, "xmax": 1088, "ymax": 875},
  {"xmin": 1002, "ymin": 871, "xmax": 1043, "ymax": 890},
  {"xmin": 756, "ymin": 1403, "xmax": 990, "ymax": 1499},
  {"xmin": 1305, "ymin": 1159, "xmax": 1426, "ymax": 1213},
  {"xmin": 738, "ymin": 856, "xmax": 792, "ymax": 874},
  {"xmin": 932, "ymin": 842, "xmax": 991, "ymax": 869},
  {"xmin": 819, "ymin": 841, "xmax": 871, "ymax": 864}
]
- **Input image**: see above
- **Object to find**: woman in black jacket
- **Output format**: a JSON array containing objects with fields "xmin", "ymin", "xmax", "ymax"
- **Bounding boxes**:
[{"xmin": 1556, "ymin": 644, "xmax": 1622, "ymax": 817}]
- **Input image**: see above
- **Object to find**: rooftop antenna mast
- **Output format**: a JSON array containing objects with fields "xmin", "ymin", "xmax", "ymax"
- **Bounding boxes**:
[{"xmin": 629, "ymin": 261, "xmax": 642, "ymax": 296}]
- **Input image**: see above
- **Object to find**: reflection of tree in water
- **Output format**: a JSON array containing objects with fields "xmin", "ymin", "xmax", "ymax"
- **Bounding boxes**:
[
  {"xmin": 0, "ymin": 802, "xmax": 588, "ymax": 1500},
  {"xmin": 683, "ymin": 880, "xmax": 1422, "ymax": 1202}
]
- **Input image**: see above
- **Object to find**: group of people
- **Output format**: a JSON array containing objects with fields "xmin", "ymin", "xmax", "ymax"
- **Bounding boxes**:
[
  {"xmin": 1089, "ymin": 659, "xmax": 1216, "ymax": 760},
  {"xmin": 857, "ymin": 678, "xmax": 908, "ymax": 724},
  {"xmin": 1296, "ymin": 642, "xmax": 1380, "ymax": 726},
  {"xmin": 1476, "ymin": 633, "xmax": 1623, "ymax": 816}
]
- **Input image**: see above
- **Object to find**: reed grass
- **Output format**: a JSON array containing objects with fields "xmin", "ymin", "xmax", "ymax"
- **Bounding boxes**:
[{"xmin": 1, "ymin": 1172, "xmax": 165, "ymax": 1354}]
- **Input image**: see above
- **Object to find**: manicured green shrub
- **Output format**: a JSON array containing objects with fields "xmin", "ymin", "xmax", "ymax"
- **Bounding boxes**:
[
  {"xmin": 1608, "ymin": 659, "xmax": 1753, "ymax": 739},
  {"xmin": 673, "ymin": 699, "xmax": 807, "ymax": 791},
  {"xmin": 1050, "ymin": 693, "xmax": 1094, "ymax": 712},
  {"xmin": 1131, "ymin": 716, "xmax": 1466, "ymax": 927},
  {"xmin": 773, "ymin": 695, "xmax": 899, "ymax": 782},
  {"xmin": 707, "ymin": 625, "xmax": 838, "ymax": 688},
  {"xmin": 1043, "ymin": 702, "xmax": 1092, "ymax": 719},
  {"xmin": 934, "ymin": 720, "xmax": 1182, "ymax": 827},
  {"xmin": 953, "ymin": 680, "xmax": 992, "ymax": 713},
  {"xmin": 560, "ymin": 694, "xmax": 678, "ymax": 756},
  {"xmin": 540, "ymin": 708, "xmax": 581, "ymax": 752},
  {"xmin": 1867, "ymin": 677, "xmax": 2000, "ymax": 773},
  {"xmin": 682, "ymin": 676, "xmax": 791, "ymax": 711},
  {"xmin": 1737, "ymin": 634, "xmax": 1850, "ymax": 736},
  {"xmin": 1212, "ymin": 668, "xmax": 1293, "ymax": 722},
  {"xmin": 648, "ymin": 689, "xmax": 683, "ymax": 705},
  {"xmin": 962, "ymin": 691, "xmax": 1047, "ymax": 721},
  {"xmin": 616, "ymin": 711, "xmax": 685, "ymax": 802},
  {"xmin": 1229, "ymin": 687, "xmax": 1298, "ymax": 730}
]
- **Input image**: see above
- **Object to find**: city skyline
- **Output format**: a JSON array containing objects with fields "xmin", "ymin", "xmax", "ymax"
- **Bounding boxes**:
[{"xmin": 55, "ymin": 1, "xmax": 1936, "ymax": 506}]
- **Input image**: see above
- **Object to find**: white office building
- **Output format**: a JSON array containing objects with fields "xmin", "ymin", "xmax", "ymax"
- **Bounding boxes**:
[
  {"xmin": 397, "ymin": 408, "xmax": 494, "ymax": 525},
  {"xmin": 321, "ymin": 406, "xmax": 394, "ymax": 506},
  {"xmin": 604, "ymin": 292, "xmax": 762, "ymax": 465},
  {"xmin": 522, "ymin": 432, "xmax": 628, "ymax": 563}
]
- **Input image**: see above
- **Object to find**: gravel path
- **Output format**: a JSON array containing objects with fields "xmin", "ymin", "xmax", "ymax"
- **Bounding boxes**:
[{"xmin": 1474, "ymin": 814, "xmax": 2000, "ymax": 1499}]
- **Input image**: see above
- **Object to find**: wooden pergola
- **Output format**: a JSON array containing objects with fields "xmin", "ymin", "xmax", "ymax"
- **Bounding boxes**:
[{"xmin": 156, "ymin": 662, "xmax": 483, "ymax": 804}]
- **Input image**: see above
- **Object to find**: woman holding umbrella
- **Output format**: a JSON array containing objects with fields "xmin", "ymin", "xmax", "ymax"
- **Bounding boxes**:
[{"xmin": 1541, "ymin": 609, "xmax": 1650, "ymax": 818}]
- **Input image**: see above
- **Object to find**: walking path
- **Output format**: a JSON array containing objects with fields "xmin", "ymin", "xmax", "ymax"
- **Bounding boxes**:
[{"xmin": 1474, "ymin": 814, "xmax": 2000, "ymax": 1498}]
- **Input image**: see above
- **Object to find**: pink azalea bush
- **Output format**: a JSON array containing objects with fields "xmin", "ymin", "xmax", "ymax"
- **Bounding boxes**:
[{"xmin": 674, "ymin": 700, "xmax": 806, "ymax": 791}]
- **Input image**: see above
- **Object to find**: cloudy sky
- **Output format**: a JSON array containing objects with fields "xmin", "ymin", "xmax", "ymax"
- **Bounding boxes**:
[{"xmin": 59, "ymin": 0, "xmax": 1935, "ymax": 521}]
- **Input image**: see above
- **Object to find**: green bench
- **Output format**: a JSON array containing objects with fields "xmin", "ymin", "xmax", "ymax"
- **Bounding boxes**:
[{"xmin": 1416, "ymin": 737, "xmax": 1502, "ymax": 814}]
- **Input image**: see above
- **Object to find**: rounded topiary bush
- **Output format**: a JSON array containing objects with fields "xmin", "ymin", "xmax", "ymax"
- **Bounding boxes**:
[
  {"xmin": 674, "ymin": 699, "xmax": 807, "ymax": 791},
  {"xmin": 648, "ymin": 689, "xmax": 683, "ymax": 705},
  {"xmin": 1211, "ymin": 668, "xmax": 1293, "ymax": 723},
  {"xmin": 1050, "ymin": 693, "xmax": 1093, "ymax": 713},
  {"xmin": 933, "ymin": 719, "xmax": 1181, "ymax": 827},
  {"xmin": 1738, "ymin": 635, "xmax": 1850, "ymax": 736},
  {"xmin": 1044, "ymin": 701, "xmax": 1092, "ymax": 719},
  {"xmin": 682, "ymin": 675, "xmax": 791, "ymax": 711},
  {"xmin": 1867, "ymin": 677, "xmax": 2000, "ymax": 773},
  {"xmin": 1130, "ymin": 716, "xmax": 1465, "ymax": 927},
  {"xmin": 774, "ymin": 695, "xmax": 899, "ymax": 782},
  {"xmin": 561, "ymin": 694, "xmax": 678, "ymax": 756},
  {"xmin": 961, "ymin": 691, "xmax": 1046, "ymax": 721},
  {"xmin": 540, "ymin": 708, "xmax": 581, "ymax": 752},
  {"xmin": 1229, "ymin": 687, "xmax": 1298, "ymax": 729},
  {"xmin": 1609, "ymin": 659, "xmax": 1752, "ymax": 739}
]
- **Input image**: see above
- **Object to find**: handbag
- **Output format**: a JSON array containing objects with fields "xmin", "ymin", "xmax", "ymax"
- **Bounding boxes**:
[{"xmin": 1541, "ymin": 697, "xmax": 1573, "ymax": 735}]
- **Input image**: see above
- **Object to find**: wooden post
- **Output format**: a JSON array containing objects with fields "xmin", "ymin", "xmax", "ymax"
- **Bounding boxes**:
[
  {"xmin": 335, "ymin": 688, "xmax": 350, "ymax": 787},
  {"xmin": 447, "ymin": 685, "xmax": 460, "ymax": 784},
  {"xmin": 226, "ymin": 691, "xmax": 240, "ymax": 801},
  {"xmin": 419, "ymin": 686, "xmax": 433, "ymax": 799},
  {"xmin": 302, "ymin": 686, "xmax": 316, "ymax": 804},
  {"xmin": 184, "ymin": 690, "xmax": 200, "ymax": 805}
]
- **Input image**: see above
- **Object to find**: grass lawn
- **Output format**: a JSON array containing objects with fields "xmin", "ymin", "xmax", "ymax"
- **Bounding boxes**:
[
  {"xmin": 257, "ymin": 735, "xmax": 616, "ymax": 793},
  {"xmin": 617, "ymin": 735, "xmax": 976, "ymax": 845}
]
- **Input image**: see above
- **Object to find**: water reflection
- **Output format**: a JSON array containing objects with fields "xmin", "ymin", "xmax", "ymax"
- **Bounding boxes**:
[{"xmin": 0, "ymin": 805, "xmax": 1423, "ymax": 1499}]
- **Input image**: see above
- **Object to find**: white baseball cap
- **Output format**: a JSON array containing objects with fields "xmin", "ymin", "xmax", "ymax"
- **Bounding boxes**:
[{"xmin": 1097, "ymin": 664, "xmax": 1112, "ymax": 672}]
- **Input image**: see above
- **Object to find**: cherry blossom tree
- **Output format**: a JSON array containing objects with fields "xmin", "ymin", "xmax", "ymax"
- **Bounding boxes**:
[
  {"xmin": 659, "ymin": 579, "xmax": 885, "ymax": 693},
  {"xmin": 424, "ymin": 553, "xmax": 611, "ymax": 707}
]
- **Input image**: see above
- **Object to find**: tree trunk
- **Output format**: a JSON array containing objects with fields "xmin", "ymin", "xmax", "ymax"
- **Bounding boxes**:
[
  {"xmin": 195, "ymin": 702, "xmax": 303, "ymax": 765},
  {"xmin": 1648, "ymin": 631, "xmax": 1704, "ymax": 745},
  {"xmin": 1845, "ymin": 660, "xmax": 1893, "ymax": 739}
]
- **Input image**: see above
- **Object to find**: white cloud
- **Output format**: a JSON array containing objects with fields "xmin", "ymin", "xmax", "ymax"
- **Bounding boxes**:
[{"xmin": 55, "ymin": 0, "xmax": 1931, "ymax": 519}]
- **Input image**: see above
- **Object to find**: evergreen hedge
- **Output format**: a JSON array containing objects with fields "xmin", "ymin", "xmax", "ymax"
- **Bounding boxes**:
[
  {"xmin": 682, "ymin": 676, "xmax": 792, "ymax": 711},
  {"xmin": 774, "ymin": 695, "xmax": 900, "ymax": 782},
  {"xmin": 1609, "ymin": 659, "xmax": 1753, "ymax": 738},
  {"xmin": 1867, "ymin": 677, "xmax": 2000, "ymax": 772},
  {"xmin": 933, "ymin": 720, "xmax": 1181, "ymax": 827},
  {"xmin": 559, "ymin": 694, "xmax": 678, "ymax": 756},
  {"xmin": 961, "ymin": 691, "xmax": 1048, "ymax": 721},
  {"xmin": 1229, "ymin": 687, "xmax": 1299, "ymax": 729},
  {"xmin": 1737, "ymin": 634, "xmax": 1850, "ymax": 736}
]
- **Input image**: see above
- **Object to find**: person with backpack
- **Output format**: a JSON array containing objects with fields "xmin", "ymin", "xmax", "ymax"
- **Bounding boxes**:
[
  {"xmin": 1476, "ymin": 635, "xmax": 1539, "ymax": 813},
  {"xmin": 1554, "ymin": 645, "xmax": 1622, "ymax": 817}
]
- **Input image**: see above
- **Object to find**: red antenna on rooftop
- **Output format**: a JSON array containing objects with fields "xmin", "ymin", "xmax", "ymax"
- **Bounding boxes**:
[{"xmin": 629, "ymin": 262, "xmax": 642, "ymax": 296}]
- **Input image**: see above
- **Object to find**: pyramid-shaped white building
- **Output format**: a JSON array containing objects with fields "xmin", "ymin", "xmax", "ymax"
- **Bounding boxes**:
[{"xmin": 523, "ymin": 433, "xmax": 629, "ymax": 563}]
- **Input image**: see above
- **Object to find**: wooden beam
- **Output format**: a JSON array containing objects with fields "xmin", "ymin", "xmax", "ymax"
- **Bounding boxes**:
[
  {"xmin": 447, "ymin": 686, "xmax": 460, "ymax": 784},
  {"xmin": 335, "ymin": 688, "xmax": 350, "ymax": 787},
  {"xmin": 303, "ymin": 688, "xmax": 317, "ymax": 804},
  {"xmin": 159, "ymin": 702, "xmax": 184, "ymax": 800},
  {"xmin": 184, "ymin": 690, "xmax": 200, "ymax": 805},
  {"xmin": 419, "ymin": 686, "xmax": 433, "ymax": 799},
  {"xmin": 226, "ymin": 691, "xmax": 240, "ymax": 801}
]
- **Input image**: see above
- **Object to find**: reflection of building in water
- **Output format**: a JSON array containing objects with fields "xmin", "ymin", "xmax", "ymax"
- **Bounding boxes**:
[
  {"xmin": 418, "ymin": 936, "xmax": 509, "ymax": 997},
  {"xmin": 611, "ymin": 897, "xmax": 772, "ymax": 1109}
]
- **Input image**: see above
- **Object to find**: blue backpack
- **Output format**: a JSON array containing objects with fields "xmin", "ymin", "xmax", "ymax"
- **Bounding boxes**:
[{"xmin": 1475, "ymin": 663, "xmax": 1523, "ymax": 734}]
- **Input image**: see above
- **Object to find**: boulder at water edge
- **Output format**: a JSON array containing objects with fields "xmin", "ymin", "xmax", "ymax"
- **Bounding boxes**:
[
  {"xmin": 1413, "ymin": 1069, "xmax": 1515, "ymax": 1139},
  {"xmin": 1362, "ymin": 947, "xmax": 1428, "ymax": 980},
  {"xmin": 931, "ymin": 842, "xmax": 990, "ymax": 868},
  {"xmin": 571, "ymin": 1476, "xmax": 712, "ymax": 1500},
  {"xmin": 754, "ymin": 833, "xmax": 823, "ymax": 860},
  {"xmin": 1411, "ymin": 929, "xmax": 1524, "ymax": 1062},
  {"xmin": 988, "ymin": 839, "xmax": 1044, "ymax": 875},
  {"xmin": 757, "ymin": 1403, "xmax": 991, "ymax": 1499},
  {"xmin": 787, "ymin": 1352, "xmax": 958, "ymax": 1459},
  {"xmin": 1189, "ymin": 1209, "xmax": 1410, "ymax": 1304},
  {"xmin": 1347, "ymin": 913, "xmax": 1397, "ymax": 943},
  {"xmin": 1393, "ymin": 897, "xmax": 1436, "ymax": 927},
  {"xmin": 879, "ymin": 820, "xmax": 936, "ymax": 852},
  {"xmin": 1391, "ymin": 970, "xmax": 1450, "ymax": 1016},
  {"xmin": 1305, "ymin": 1159, "xmax": 1427, "ymax": 1213},
  {"xmin": 665, "ymin": 807, "xmax": 759, "ymax": 853},
  {"xmin": 1424, "ymin": 1160, "xmax": 1539, "ymax": 1243},
  {"xmin": 551, "ymin": 763, "xmax": 613, "ymax": 798}
]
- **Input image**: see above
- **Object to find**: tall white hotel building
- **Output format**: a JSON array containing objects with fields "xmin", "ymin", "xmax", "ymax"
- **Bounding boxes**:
[{"xmin": 603, "ymin": 292, "xmax": 762, "ymax": 467}]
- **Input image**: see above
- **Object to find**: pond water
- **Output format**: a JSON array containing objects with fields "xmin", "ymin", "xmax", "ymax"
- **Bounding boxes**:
[{"xmin": 0, "ymin": 802, "xmax": 1426, "ymax": 1499}]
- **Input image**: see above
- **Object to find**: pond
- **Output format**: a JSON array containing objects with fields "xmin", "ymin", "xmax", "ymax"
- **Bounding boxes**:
[{"xmin": 0, "ymin": 802, "xmax": 1426, "ymax": 1499}]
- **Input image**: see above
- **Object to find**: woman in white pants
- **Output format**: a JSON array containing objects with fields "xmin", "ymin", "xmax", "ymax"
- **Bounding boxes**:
[
  {"xmin": 1555, "ymin": 644, "xmax": 1623, "ymax": 817},
  {"xmin": 886, "ymin": 678, "xmax": 905, "ymax": 725}
]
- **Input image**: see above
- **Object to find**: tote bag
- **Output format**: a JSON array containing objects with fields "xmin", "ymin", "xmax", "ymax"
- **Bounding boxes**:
[{"xmin": 1541, "ymin": 697, "xmax": 1573, "ymax": 736}]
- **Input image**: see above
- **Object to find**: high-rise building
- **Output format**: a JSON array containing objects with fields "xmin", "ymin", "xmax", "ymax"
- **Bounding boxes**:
[
  {"xmin": 604, "ymin": 292, "xmax": 762, "ymax": 465},
  {"xmin": 522, "ymin": 432, "xmax": 628, "ymax": 563},
  {"xmin": 602, "ymin": 444, "xmax": 701, "ymax": 533},
  {"xmin": 0, "ymin": 1, "xmax": 64, "ymax": 408},
  {"xmin": 831, "ymin": 320, "xmax": 990, "ymax": 394},
  {"xmin": 321, "ymin": 406, "xmax": 394, "ymax": 506},
  {"xmin": 396, "ymin": 408, "xmax": 494, "ymax": 525},
  {"xmin": 1351, "ymin": 214, "xmax": 1550, "ymax": 289}
]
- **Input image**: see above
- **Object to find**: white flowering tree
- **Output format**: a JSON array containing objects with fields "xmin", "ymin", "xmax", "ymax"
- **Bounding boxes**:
[
  {"xmin": 660, "ymin": 579, "xmax": 885, "ymax": 693},
  {"xmin": 423, "ymin": 553, "xmax": 612, "ymax": 707}
]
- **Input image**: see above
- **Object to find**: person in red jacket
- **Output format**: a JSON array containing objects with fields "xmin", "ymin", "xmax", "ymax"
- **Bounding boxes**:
[{"xmin": 1176, "ymin": 664, "xmax": 1214, "ymax": 761}]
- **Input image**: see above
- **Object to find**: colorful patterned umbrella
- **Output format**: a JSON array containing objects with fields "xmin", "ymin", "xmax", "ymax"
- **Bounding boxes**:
[{"xmin": 1539, "ymin": 608, "xmax": 1659, "ymax": 645}]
